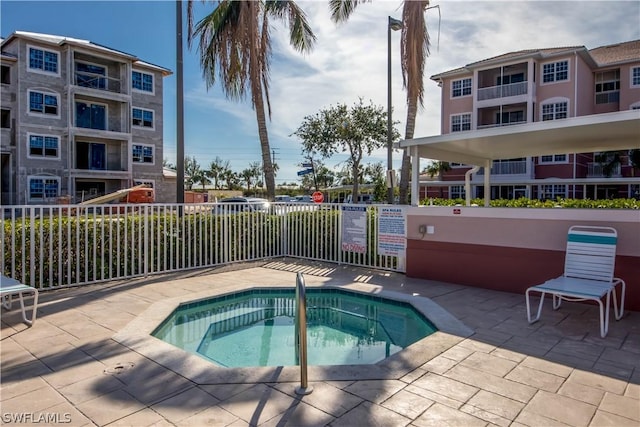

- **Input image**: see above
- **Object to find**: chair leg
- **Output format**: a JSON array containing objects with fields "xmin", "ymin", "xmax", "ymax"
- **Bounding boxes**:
[
  {"xmin": 526, "ymin": 290, "xmax": 545, "ymax": 323},
  {"xmin": 16, "ymin": 291, "xmax": 38, "ymax": 326},
  {"xmin": 598, "ymin": 292, "xmax": 610, "ymax": 338},
  {"xmin": 612, "ymin": 278, "xmax": 626, "ymax": 321}
]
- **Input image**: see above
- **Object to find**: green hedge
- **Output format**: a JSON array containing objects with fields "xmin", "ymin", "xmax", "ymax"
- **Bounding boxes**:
[{"xmin": 420, "ymin": 197, "xmax": 640, "ymax": 209}]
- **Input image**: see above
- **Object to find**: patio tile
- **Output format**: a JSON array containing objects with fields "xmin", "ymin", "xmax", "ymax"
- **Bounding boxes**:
[
  {"xmin": 598, "ymin": 346, "xmax": 640, "ymax": 368},
  {"xmin": 57, "ymin": 373, "xmax": 125, "ymax": 405},
  {"xmin": 0, "ymin": 359, "xmax": 52, "ymax": 384},
  {"xmin": 329, "ymin": 401, "xmax": 410, "ymax": 427},
  {"xmin": 457, "ymin": 338, "xmax": 496, "ymax": 354},
  {"xmin": 460, "ymin": 404, "xmax": 510, "ymax": 427},
  {"xmin": 550, "ymin": 339, "xmax": 606, "ymax": 362},
  {"xmin": 0, "ymin": 375, "xmax": 49, "ymax": 402},
  {"xmin": 413, "ymin": 402, "xmax": 487, "ymax": 427},
  {"xmin": 381, "ymin": 388, "xmax": 434, "ymax": 419},
  {"xmin": 218, "ymin": 384, "xmax": 297, "ymax": 425},
  {"xmin": 505, "ymin": 365, "xmax": 565, "ymax": 393},
  {"xmin": 519, "ymin": 355, "xmax": 573, "ymax": 378},
  {"xmin": 544, "ymin": 350, "xmax": 596, "ymax": 370},
  {"xmin": 259, "ymin": 399, "xmax": 335, "ymax": 427},
  {"xmin": 589, "ymin": 410, "xmax": 639, "ymax": 426},
  {"xmin": 122, "ymin": 368, "xmax": 195, "ymax": 405},
  {"xmin": 525, "ymin": 390, "xmax": 596, "ymax": 426},
  {"xmin": 45, "ymin": 401, "xmax": 93, "ymax": 427},
  {"xmin": 439, "ymin": 345, "xmax": 474, "ymax": 362},
  {"xmin": 625, "ymin": 383, "xmax": 640, "ymax": 399},
  {"xmin": 342, "ymin": 379, "xmax": 406, "ymax": 404},
  {"xmin": 410, "ymin": 372, "xmax": 479, "ymax": 405},
  {"xmin": 514, "ymin": 409, "xmax": 573, "ymax": 427},
  {"xmin": 421, "ymin": 355, "xmax": 457, "ymax": 375},
  {"xmin": 151, "ymin": 386, "xmax": 220, "ymax": 423},
  {"xmin": 557, "ymin": 380, "xmax": 605, "ymax": 406},
  {"xmin": 271, "ymin": 381, "xmax": 363, "ymax": 418},
  {"xmin": 76, "ymin": 388, "xmax": 146, "ymax": 426},
  {"xmin": 465, "ymin": 390, "xmax": 525, "ymax": 420},
  {"xmin": 176, "ymin": 406, "xmax": 240, "ymax": 427},
  {"xmin": 444, "ymin": 365, "xmax": 536, "ymax": 403},
  {"xmin": 591, "ymin": 360, "xmax": 634, "ymax": 381},
  {"xmin": 43, "ymin": 360, "xmax": 109, "ymax": 388},
  {"xmin": 459, "ymin": 351, "xmax": 517, "ymax": 377},
  {"xmin": 567, "ymin": 369, "xmax": 627, "ymax": 394},
  {"xmin": 106, "ymin": 408, "xmax": 167, "ymax": 426},
  {"xmin": 621, "ymin": 333, "xmax": 640, "ymax": 354},
  {"xmin": 1, "ymin": 386, "xmax": 67, "ymax": 413},
  {"xmin": 200, "ymin": 383, "xmax": 256, "ymax": 401},
  {"xmin": 470, "ymin": 328, "xmax": 513, "ymax": 346},
  {"xmin": 400, "ymin": 366, "xmax": 428, "ymax": 382},
  {"xmin": 598, "ymin": 392, "xmax": 640, "ymax": 421}
]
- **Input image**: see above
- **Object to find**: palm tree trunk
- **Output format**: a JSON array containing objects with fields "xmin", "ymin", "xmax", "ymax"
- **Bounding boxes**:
[
  {"xmin": 253, "ymin": 86, "xmax": 276, "ymax": 200},
  {"xmin": 399, "ymin": 97, "xmax": 418, "ymax": 204}
]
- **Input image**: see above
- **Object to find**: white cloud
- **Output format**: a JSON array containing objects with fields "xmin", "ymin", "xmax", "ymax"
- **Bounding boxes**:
[{"xmin": 183, "ymin": 0, "xmax": 640, "ymax": 183}]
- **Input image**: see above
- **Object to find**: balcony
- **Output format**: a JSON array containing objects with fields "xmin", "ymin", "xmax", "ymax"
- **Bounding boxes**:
[
  {"xmin": 595, "ymin": 91, "xmax": 619, "ymax": 105},
  {"xmin": 477, "ymin": 120, "xmax": 527, "ymax": 130},
  {"xmin": 587, "ymin": 162, "xmax": 622, "ymax": 178},
  {"xmin": 477, "ymin": 160, "xmax": 528, "ymax": 175},
  {"xmin": 477, "ymin": 82, "xmax": 528, "ymax": 101}
]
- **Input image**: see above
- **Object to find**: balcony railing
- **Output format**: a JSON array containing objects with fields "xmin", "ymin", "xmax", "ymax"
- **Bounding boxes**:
[
  {"xmin": 74, "ymin": 72, "xmax": 122, "ymax": 93},
  {"xmin": 477, "ymin": 82, "xmax": 528, "ymax": 101},
  {"xmin": 477, "ymin": 160, "xmax": 528, "ymax": 175},
  {"xmin": 587, "ymin": 162, "xmax": 621, "ymax": 178},
  {"xmin": 477, "ymin": 120, "xmax": 527, "ymax": 130},
  {"xmin": 595, "ymin": 91, "xmax": 619, "ymax": 105}
]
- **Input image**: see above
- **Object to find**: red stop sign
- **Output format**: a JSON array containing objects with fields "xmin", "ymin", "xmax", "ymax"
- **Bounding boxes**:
[{"xmin": 312, "ymin": 191, "xmax": 324, "ymax": 203}]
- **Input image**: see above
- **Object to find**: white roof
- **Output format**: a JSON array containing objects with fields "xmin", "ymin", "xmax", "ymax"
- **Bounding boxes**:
[{"xmin": 400, "ymin": 110, "xmax": 640, "ymax": 165}]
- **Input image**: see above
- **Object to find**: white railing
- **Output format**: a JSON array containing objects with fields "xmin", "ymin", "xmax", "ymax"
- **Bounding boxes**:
[
  {"xmin": 587, "ymin": 162, "xmax": 622, "ymax": 177},
  {"xmin": 477, "ymin": 82, "xmax": 528, "ymax": 101},
  {"xmin": 1, "ymin": 202, "xmax": 400, "ymax": 290},
  {"xmin": 476, "ymin": 160, "xmax": 528, "ymax": 175}
]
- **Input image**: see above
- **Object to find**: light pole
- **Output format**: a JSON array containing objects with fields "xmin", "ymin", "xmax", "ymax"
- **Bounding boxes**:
[{"xmin": 387, "ymin": 16, "xmax": 402, "ymax": 204}]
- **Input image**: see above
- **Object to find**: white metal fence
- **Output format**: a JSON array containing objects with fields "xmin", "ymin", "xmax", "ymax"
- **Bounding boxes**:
[{"xmin": 1, "ymin": 202, "xmax": 401, "ymax": 290}]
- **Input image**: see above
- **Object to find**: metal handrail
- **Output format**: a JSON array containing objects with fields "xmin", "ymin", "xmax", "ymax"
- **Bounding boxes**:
[{"xmin": 295, "ymin": 272, "xmax": 313, "ymax": 395}]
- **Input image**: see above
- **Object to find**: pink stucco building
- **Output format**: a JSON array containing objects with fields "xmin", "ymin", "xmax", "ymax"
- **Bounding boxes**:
[{"xmin": 420, "ymin": 40, "xmax": 640, "ymax": 201}]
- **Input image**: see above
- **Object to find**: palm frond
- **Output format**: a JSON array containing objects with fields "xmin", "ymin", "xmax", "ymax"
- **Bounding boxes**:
[
  {"xmin": 401, "ymin": 0, "xmax": 430, "ymax": 109},
  {"xmin": 329, "ymin": 0, "xmax": 370, "ymax": 24}
]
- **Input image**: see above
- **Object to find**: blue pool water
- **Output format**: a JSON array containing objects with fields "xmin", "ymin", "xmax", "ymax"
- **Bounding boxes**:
[{"xmin": 152, "ymin": 288, "xmax": 437, "ymax": 367}]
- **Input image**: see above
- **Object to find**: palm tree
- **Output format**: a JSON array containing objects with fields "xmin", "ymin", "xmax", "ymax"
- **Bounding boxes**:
[
  {"xmin": 188, "ymin": 1, "xmax": 316, "ymax": 201},
  {"xmin": 330, "ymin": 0, "xmax": 431, "ymax": 205},
  {"xmin": 206, "ymin": 156, "xmax": 230, "ymax": 189}
]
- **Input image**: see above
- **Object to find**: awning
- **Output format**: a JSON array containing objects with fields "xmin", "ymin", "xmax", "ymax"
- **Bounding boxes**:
[{"xmin": 399, "ymin": 110, "xmax": 640, "ymax": 205}]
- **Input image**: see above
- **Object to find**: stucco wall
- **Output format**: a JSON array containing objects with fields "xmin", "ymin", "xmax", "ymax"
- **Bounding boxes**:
[{"xmin": 406, "ymin": 207, "xmax": 640, "ymax": 311}]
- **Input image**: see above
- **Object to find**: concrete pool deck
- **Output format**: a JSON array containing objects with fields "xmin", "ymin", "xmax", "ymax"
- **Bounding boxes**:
[{"xmin": 1, "ymin": 260, "xmax": 639, "ymax": 426}]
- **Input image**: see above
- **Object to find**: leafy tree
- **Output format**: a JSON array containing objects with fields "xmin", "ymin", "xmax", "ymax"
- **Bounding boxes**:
[
  {"xmin": 365, "ymin": 161, "xmax": 386, "ymax": 201},
  {"xmin": 596, "ymin": 150, "xmax": 640, "ymax": 177},
  {"xmin": 163, "ymin": 158, "xmax": 175, "ymax": 169},
  {"xmin": 330, "ymin": 0, "xmax": 433, "ymax": 204},
  {"xmin": 188, "ymin": 0, "xmax": 316, "ymax": 201},
  {"xmin": 184, "ymin": 156, "xmax": 207, "ymax": 190},
  {"xmin": 293, "ymin": 99, "xmax": 396, "ymax": 202},
  {"xmin": 423, "ymin": 161, "xmax": 451, "ymax": 178},
  {"xmin": 206, "ymin": 156, "xmax": 230, "ymax": 189}
]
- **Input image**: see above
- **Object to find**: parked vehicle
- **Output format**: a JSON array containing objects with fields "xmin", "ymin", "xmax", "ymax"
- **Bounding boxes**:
[
  {"xmin": 293, "ymin": 195, "xmax": 312, "ymax": 203},
  {"xmin": 216, "ymin": 197, "xmax": 271, "ymax": 213},
  {"xmin": 275, "ymin": 195, "xmax": 292, "ymax": 202}
]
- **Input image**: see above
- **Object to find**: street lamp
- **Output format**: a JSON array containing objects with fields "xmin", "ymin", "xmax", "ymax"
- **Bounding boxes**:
[{"xmin": 387, "ymin": 16, "xmax": 402, "ymax": 204}]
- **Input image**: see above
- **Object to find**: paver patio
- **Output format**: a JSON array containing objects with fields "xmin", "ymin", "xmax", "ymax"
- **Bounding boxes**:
[{"xmin": 1, "ymin": 260, "xmax": 638, "ymax": 426}]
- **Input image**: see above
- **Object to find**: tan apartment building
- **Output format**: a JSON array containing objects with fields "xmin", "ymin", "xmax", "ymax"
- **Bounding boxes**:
[
  {"xmin": 0, "ymin": 31, "xmax": 172, "ymax": 205},
  {"xmin": 420, "ymin": 40, "xmax": 640, "ymax": 201}
]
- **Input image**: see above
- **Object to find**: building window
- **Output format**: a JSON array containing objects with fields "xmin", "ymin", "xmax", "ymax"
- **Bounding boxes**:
[
  {"xmin": 28, "ymin": 176, "xmax": 60, "ymax": 201},
  {"xmin": 1, "ymin": 109, "xmax": 9, "ymax": 128},
  {"xmin": 451, "ymin": 113, "xmax": 471, "ymax": 132},
  {"xmin": 28, "ymin": 46, "xmax": 59, "ymax": 74},
  {"xmin": 496, "ymin": 73, "xmax": 524, "ymax": 85},
  {"xmin": 631, "ymin": 67, "xmax": 640, "ymax": 87},
  {"xmin": 76, "ymin": 102, "xmax": 107, "ymax": 130},
  {"xmin": 1, "ymin": 65, "xmax": 10, "ymax": 84},
  {"xmin": 75, "ymin": 62, "xmax": 107, "ymax": 89},
  {"xmin": 542, "ymin": 101, "xmax": 568, "ymax": 121},
  {"xmin": 133, "ymin": 179, "xmax": 154, "ymax": 188},
  {"xmin": 595, "ymin": 70, "xmax": 620, "ymax": 104},
  {"xmin": 496, "ymin": 110, "xmax": 524, "ymax": 125},
  {"xmin": 132, "ymin": 144, "xmax": 154, "ymax": 164},
  {"xmin": 132, "ymin": 70, "xmax": 153, "ymax": 93},
  {"xmin": 451, "ymin": 78, "xmax": 472, "ymax": 97},
  {"xmin": 28, "ymin": 90, "xmax": 58, "ymax": 116},
  {"xmin": 450, "ymin": 185, "xmax": 465, "ymax": 199},
  {"xmin": 542, "ymin": 60, "xmax": 568, "ymax": 83},
  {"xmin": 28, "ymin": 134, "xmax": 59, "ymax": 158},
  {"xmin": 132, "ymin": 107, "xmax": 154, "ymax": 128},
  {"xmin": 539, "ymin": 154, "xmax": 567, "ymax": 164},
  {"xmin": 539, "ymin": 184, "xmax": 566, "ymax": 200}
]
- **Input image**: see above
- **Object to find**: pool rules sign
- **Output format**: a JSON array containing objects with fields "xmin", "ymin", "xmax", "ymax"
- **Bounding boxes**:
[
  {"xmin": 340, "ymin": 205, "xmax": 367, "ymax": 253},
  {"xmin": 377, "ymin": 207, "xmax": 406, "ymax": 257}
]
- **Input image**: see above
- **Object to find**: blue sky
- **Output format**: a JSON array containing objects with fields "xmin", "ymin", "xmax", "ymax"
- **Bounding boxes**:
[{"xmin": 2, "ymin": 1, "xmax": 639, "ymax": 184}]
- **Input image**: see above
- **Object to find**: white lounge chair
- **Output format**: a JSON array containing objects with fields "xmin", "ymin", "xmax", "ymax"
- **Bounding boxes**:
[
  {"xmin": 1, "ymin": 275, "xmax": 39, "ymax": 326},
  {"xmin": 525, "ymin": 225, "xmax": 625, "ymax": 338}
]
